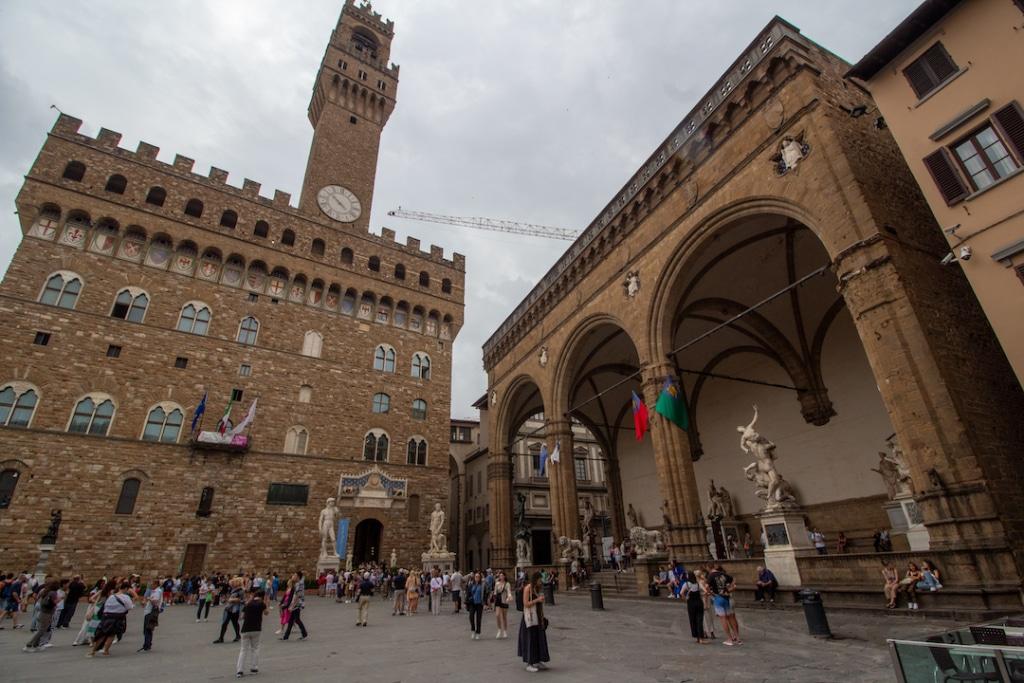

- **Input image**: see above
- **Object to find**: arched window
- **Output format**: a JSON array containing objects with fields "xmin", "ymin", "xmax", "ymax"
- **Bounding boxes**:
[
  {"xmin": 284, "ymin": 426, "xmax": 309, "ymax": 455},
  {"xmin": 442, "ymin": 278, "xmax": 452, "ymax": 294},
  {"xmin": 411, "ymin": 352, "xmax": 431, "ymax": 380},
  {"xmin": 105, "ymin": 174, "xmax": 127, "ymax": 194},
  {"xmin": 177, "ymin": 302, "xmax": 211, "ymax": 335},
  {"xmin": 141, "ymin": 404, "xmax": 183, "ymax": 443},
  {"xmin": 219, "ymin": 210, "xmax": 238, "ymax": 228},
  {"xmin": 406, "ymin": 437, "xmax": 428, "ymax": 466},
  {"xmin": 419, "ymin": 271, "xmax": 430, "ymax": 288},
  {"xmin": 368, "ymin": 255, "xmax": 381, "ymax": 272},
  {"xmin": 110, "ymin": 288, "xmax": 149, "ymax": 323},
  {"xmin": 0, "ymin": 383, "xmax": 39, "ymax": 428},
  {"xmin": 253, "ymin": 220, "xmax": 269, "ymax": 238},
  {"xmin": 298, "ymin": 385, "xmax": 313, "ymax": 403},
  {"xmin": 411, "ymin": 398, "xmax": 427, "ymax": 420},
  {"xmin": 372, "ymin": 393, "xmax": 390, "ymax": 414},
  {"xmin": 373, "ymin": 345, "xmax": 396, "ymax": 373},
  {"xmin": 62, "ymin": 160, "xmax": 86, "ymax": 181},
  {"xmin": 0, "ymin": 469, "xmax": 20, "ymax": 508},
  {"xmin": 146, "ymin": 186, "xmax": 166, "ymax": 206},
  {"xmin": 341, "ymin": 247, "xmax": 354, "ymax": 265},
  {"xmin": 281, "ymin": 229, "xmax": 295, "ymax": 246},
  {"xmin": 39, "ymin": 271, "xmax": 82, "ymax": 309},
  {"xmin": 115, "ymin": 478, "xmax": 140, "ymax": 514},
  {"xmin": 68, "ymin": 394, "xmax": 115, "ymax": 436},
  {"xmin": 237, "ymin": 316, "xmax": 260, "ymax": 345},
  {"xmin": 184, "ymin": 198, "xmax": 204, "ymax": 218},
  {"xmin": 341, "ymin": 289, "xmax": 356, "ymax": 315},
  {"xmin": 302, "ymin": 330, "xmax": 323, "ymax": 358},
  {"xmin": 363, "ymin": 429, "xmax": 389, "ymax": 462},
  {"xmin": 311, "ymin": 238, "xmax": 325, "ymax": 256}
]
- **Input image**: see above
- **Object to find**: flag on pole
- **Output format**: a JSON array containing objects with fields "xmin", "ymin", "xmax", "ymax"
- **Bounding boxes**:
[
  {"xmin": 190, "ymin": 392, "xmax": 207, "ymax": 434},
  {"xmin": 539, "ymin": 443, "xmax": 549, "ymax": 476},
  {"xmin": 551, "ymin": 441, "xmax": 561, "ymax": 464},
  {"xmin": 231, "ymin": 398, "xmax": 258, "ymax": 436},
  {"xmin": 654, "ymin": 376, "xmax": 689, "ymax": 431},
  {"xmin": 217, "ymin": 399, "xmax": 234, "ymax": 435},
  {"xmin": 632, "ymin": 390, "xmax": 649, "ymax": 441}
]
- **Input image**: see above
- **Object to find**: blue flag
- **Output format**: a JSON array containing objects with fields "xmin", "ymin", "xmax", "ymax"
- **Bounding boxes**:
[
  {"xmin": 190, "ymin": 392, "xmax": 207, "ymax": 433},
  {"xmin": 539, "ymin": 443, "xmax": 549, "ymax": 476}
]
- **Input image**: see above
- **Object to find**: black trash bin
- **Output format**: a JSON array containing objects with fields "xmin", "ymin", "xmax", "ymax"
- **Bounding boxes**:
[
  {"xmin": 798, "ymin": 589, "xmax": 832, "ymax": 638},
  {"xmin": 590, "ymin": 583, "xmax": 604, "ymax": 610},
  {"xmin": 543, "ymin": 582, "xmax": 555, "ymax": 606}
]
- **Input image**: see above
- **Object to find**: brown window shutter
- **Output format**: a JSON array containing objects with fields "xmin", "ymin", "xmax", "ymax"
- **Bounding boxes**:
[
  {"xmin": 923, "ymin": 148, "xmax": 970, "ymax": 205},
  {"xmin": 991, "ymin": 101, "xmax": 1024, "ymax": 163},
  {"xmin": 1016, "ymin": 264, "xmax": 1024, "ymax": 287},
  {"xmin": 904, "ymin": 60, "xmax": 933, "ymax": 99},
  {"xmin": 924, "ymin": 43, "xmax": 958, "ymax": 84}
]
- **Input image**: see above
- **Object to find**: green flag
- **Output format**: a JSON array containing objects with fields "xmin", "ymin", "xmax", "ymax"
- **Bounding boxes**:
[{"xmin": 654, "ymin": 376, "xmax": 689, "ymax": 431}]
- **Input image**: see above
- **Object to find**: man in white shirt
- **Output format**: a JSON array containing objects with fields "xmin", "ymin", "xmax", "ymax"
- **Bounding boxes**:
[
  {"xmin": 429, "ymin": 570, "xmax": 443, "ymax": 616},
  {"xmin": 810, "ymin": 529, "xmax": 827, "ymax": 555},
  {"xmin": 139, "ymin": 578, "xmax": 162, "ymax": 652},
  {"xmin": 449, "ymin": 570, "xmax": 463, "ymax": 614}
]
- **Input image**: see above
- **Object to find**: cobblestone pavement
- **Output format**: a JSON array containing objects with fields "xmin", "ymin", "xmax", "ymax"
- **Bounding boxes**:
[{"xmin": 0, "ymin": 592, "xmax": 961, "ymax": 682}]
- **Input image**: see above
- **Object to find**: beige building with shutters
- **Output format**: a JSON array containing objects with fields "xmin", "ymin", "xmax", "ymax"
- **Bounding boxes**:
[{"xmin": 848, "ymin": 0, "xmax": 1024, "ymax": 386}]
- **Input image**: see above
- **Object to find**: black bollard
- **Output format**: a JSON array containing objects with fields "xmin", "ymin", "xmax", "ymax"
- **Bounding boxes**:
[
  {"xmin": 590, "ymin": 583, "xmax": 604, "ymax": 610},
  {"xmin": 543, "ymin": 581, "xmax": 555, "ymax": 606},
  {"xmin": 798, "ymin": 589, "xmax": 832, "ymax": 638}
]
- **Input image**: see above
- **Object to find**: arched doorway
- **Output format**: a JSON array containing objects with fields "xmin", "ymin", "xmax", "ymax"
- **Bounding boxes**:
[{"xmin": 353, "ymin": 519, "xmax": 383, "ymax": 564}]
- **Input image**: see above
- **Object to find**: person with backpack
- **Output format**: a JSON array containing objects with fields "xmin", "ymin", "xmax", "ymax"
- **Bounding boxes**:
[
  {"xmin": 138, "ymin": 577, "xmax": 163, "ymax": 652},
  {"xmin": 22, "ymin": 580, "xmax": 59, "ymax": 652},
  {"xmin": 707, "ymin": 564, "xmax": 741, "ymax": 646},
  {"xmin": 89, "ymin": 580, "xmax": 136, "ymax": 657}
]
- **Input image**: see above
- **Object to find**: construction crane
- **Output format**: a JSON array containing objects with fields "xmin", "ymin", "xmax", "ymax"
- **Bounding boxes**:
[{"xmin": 386, "ymin": 208, "xmax": 579, "ymax": 241}]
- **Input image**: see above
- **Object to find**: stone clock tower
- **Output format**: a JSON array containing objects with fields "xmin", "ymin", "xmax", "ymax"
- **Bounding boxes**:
[{"xmin": 299, "ymin": 0, "xmax": 398, "ymax": 231}]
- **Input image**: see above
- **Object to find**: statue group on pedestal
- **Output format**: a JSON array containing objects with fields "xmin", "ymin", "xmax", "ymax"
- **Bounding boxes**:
[
  {"xmin": 872, "ymin": 436, "xmax": 914, "ymax": 499},
  {"xmin": 706, "ymin": 479, "xmax": 734, "ymax": 520},
  {"xmin": 428, "ymin": 503, "xmax": 448, "ymax": 554},
  {"xmin": 739, "ymin": 405, "xmax": 799, "ymax": 512}
]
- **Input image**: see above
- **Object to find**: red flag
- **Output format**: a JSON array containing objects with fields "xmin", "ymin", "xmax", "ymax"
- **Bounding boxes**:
[{"xmin": 632, "ymin": 391, "xmax": 649, "ymax": 442}]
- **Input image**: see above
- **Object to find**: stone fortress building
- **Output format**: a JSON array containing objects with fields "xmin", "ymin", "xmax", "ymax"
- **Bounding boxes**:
[
  {"xmin": 483, "ymin": 17, "xmax": 1024, "ymax": 611},
  {"xmin": 0, "ymin": 0, "xmax": 464, "ymax": 577}
]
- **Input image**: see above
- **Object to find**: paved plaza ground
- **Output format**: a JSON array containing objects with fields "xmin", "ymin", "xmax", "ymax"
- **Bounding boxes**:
[{"xmin": 0, "ymin": 591, "xmax": 960, "ymax": 682}]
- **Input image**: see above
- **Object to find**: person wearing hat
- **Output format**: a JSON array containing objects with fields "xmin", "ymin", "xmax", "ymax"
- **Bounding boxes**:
[{"xmin": 356, "ymin": 572, "xmax": 374, "ymax": 626}]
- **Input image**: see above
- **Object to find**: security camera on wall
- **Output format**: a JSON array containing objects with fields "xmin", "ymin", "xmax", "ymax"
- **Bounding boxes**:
[
  {"xmin": 940, "ymin": 252, "xmax": 957, "ymax": 266},
  {"xmin": 959, "ymin": 246, "xmax": 972, "ymax": 261}
]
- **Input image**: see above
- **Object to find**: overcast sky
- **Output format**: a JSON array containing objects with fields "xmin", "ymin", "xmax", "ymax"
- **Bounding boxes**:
[{"xmin": 0, "ymin": 0, "xmax": 918, "ymax": 420}]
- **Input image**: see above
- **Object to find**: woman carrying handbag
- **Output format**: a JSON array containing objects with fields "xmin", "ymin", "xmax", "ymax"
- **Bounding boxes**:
[{"xmin": 517, "ymin": 572, "xmax": 550, "ymax": 673}]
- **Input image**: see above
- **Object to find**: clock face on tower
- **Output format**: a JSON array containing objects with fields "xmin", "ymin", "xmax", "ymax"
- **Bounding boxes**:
[{"xmin": 317, "ymin": 185, "xmax": 362, "ymax": 222}]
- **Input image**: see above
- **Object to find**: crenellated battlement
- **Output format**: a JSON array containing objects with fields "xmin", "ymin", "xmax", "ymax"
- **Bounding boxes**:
[
  {"xmin": 344, "ymin": 0, "xmax": 394, "ymax": 36},
  {"xmin": 48, "ymin": 114, "xmax": 463, "ymax": 272}
]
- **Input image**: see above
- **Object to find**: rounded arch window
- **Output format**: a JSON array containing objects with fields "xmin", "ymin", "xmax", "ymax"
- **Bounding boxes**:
[
  {"xmin": 341, "ymin": 247, "xmax": 354, "ymax": 265},
  {"xmin": 105, "ymin": 174, "xmax": 127, "ymax": 194},
  {"xmin": 115, "ymin": 477, "xmax": 141, "ymax": 514},
  {"xmin": 141, "ymin": 403, "xmax": 184, "ymax": 443},
  {"xmin": 0, "ymin": 383, "xmax": 40, "ymax": 428},
  {"xmin": 298, "ymin": 384, "xmax": 313, "ymax": 403},
  {"xmin": 419, "ymin": 271, "xmax": 430, "ymax": 288},
  {"xmin": 281, "ymin": 229, "xmax": 296, "ymax": 246},
  {"xmin": 374, "ymin": 344, "xmax": 396, "ymax": 373},
  {"xmin": 363, "ymin": 429, "xmax": 389, "ymax": 462},
  {"xmin": 411, "ymin": 352, "xmax": 431, "ymax": 380},
  {"xmin": 368, "ymin": 255, "xmax": 381, "ymax": 272},
  {"xmin": 394, "ymin": 263, "xmax": 406, "ymax": 280},
  {"xmin": 68, "ymin": 393, "xmax": 116, "ymax": 436},
  {"xmin": 311, "ymin": 238, "xmax": 325, "ymax": 256},
  {"xmin": 145, "ymin": 186, "xmax": 166, "ymax": 206},
  {"xmin": 0, "ymin": 469, "xmax": 21, "ymax": 508},
  {"xmin": 372, "ymin": 393, "xmax": 390, "ymax": 414},
  {"xmin": 302, "ymin": 330, "xmax": 323, "ymax": 358},
  {"xmin": 62, "ymin": 160, "xmax": 86, "ymax": 181},
  {"xmin": 219, "ymin": 209, "xmax": 238, "ymax": 229},
  {"xmin": 406, "ymin": 437, "xmax": 428, "ymax": 466},
  {"xmin": 441, "ymin": 278, "xmax": 452, "ymax": 294},
  {"xmin": 237, "ymin": 316, "xmax": 260, "ymax": 345},
  {"xmin": 411, "ymin": 399, "xmax": 427, "ymax": 420},
  {"xmin": 177, "ymin": 302, "xmax": 212, "ymax": 335},
  {"xmin": 39, "ymin": 271, "xmax": 83, "ymax": 309},
  {"xmin": 184, "ymin": 198, "xmax": 204, "ymax": 218},
  {"xmin": 253, "ymin": 220, "xmax": 269, "ymax": 238},
  {"xmin": 285, "ymin": 426, "xmax": 309, "ymax": 455},
  {"xmin": 111, "ymin": 287, "xmax": 149, "ymax": 323}
]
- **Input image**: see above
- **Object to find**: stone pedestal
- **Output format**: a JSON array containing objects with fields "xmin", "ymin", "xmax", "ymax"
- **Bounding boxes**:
[
  {"xmin": 34, "ymin": 544, "xmax": 55, "ymax": 583},
  {"xmin": 422, "ymin": 551, "xmax": 456, "ymax": 574},
  {"xmin": 757, "ymin": 509, "xmax": 814, "ymax": 586},
  {"xmin": 633, "ymin": 552, "xmax": 669, "ymax": 594},
  {"xmin": 317, "ymin": 554, "xmax": 340, "ymax": 575},
  {"xmin": 884, "ymin": 494, "xmax": 930, "ymax": 552}
]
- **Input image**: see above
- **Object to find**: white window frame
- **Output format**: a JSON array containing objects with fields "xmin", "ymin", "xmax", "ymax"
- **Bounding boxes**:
[
  {"xmin": 411, "ymin": 352, "xmax": 431, "ymax": 380},
  {"xmin": 38, "ymin": 270, "xmax": 84, "ymax": 309},
  {"xmin": 374, "ymin": 344, "xmax": 396, "ymax": 373},
  {"xmin": 0, "ymin": 381, "xmax": 41, "ymax": 428},
  {"xmin": 363, "ymin": 428, "xmax": 389, "ymax": 462},
  {"xmin": 406, "ymin": 435, "xmax": 428, "ymax": 466},
  {"xmin": 302, "ymin": 330, "xmax": 323, "ymax": 358},
  {"xmin": 110, "ymin": 286, "xmax": 150, "ymax": 323},
  {"xmin": 372, "ymin": 392, "xmax": 391, "ymax": 414},
  {"xmin": 285, "ymin": 425, "xmax": 309, "ymax": 455},
  {"xmin": 177, "ymin": 301, "xmax": 212, "ymax": 335},
  {"xmin": 66, "ymin": 392, "xmax": 117, "ymax": 436},
  {"xmin": 140, "ymin": 401, "xmax": 185, "ymax": 443},
  {"xmin": 237, "ymin": 316, "xmax": 260, "ymax": 345}
]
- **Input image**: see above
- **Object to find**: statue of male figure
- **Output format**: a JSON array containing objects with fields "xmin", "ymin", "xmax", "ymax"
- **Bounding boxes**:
[{"xmin": 319, "ymin": 497, "xmax": 339, "ymax": 557}]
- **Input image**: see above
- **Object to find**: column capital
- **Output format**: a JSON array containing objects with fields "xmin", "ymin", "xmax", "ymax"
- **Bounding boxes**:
[{"xmin": 546, "ymin": 419, "xmax": 575, "ymax": 439}]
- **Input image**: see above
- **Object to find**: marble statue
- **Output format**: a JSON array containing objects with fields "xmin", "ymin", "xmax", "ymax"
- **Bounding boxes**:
[
  {"xmin": 557, "ymin": 535, "xmax": 585, "ymax": 562},
  {"xmin": 318, "ymin": 497, "xmax": 338, "ymax": 557},
  {"xmin": 718, "ymin": 484, "xmax": 735, "ymax": 519},
  {"xmin": 624, "ymin": 271, "xmax": 641, "ymax": 298},
  {"xmin": 707, "ymin": 480, "xmax": 726, "ymax": 520},
  {"xmin": 581, "ymin": 500, "xmax": 595, "ymax": 540},
  {"xmin": 429, "ymin": 503, "xmax": 447, "ymax": 553},
  {"xmin": 629, "ymin": 525, "xmax": 665, "ymax": 556},
  {"xmin": 390, "ymin": 549, "xmax": 397, "ymax": 569},
  {"xmin": 739, "ymin": 406, "xmax": 798, "ymax": 511},
  {"xmin": 539, "ymin": 347, "xmax": 548, "ymax": 368},
  {"xmin": 627, "ymin": 503, "xmax": 641, "ymax": 529},
  {"xmin": 516, "ymin": 536, "xmax": 531, "ymax": 564},
  {"xmin": 887, "ymin": 437, "xmax": 914, "ymax": 496}
]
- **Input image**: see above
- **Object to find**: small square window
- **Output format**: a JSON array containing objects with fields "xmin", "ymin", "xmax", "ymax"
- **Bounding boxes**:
[
  {"xmin": 106, "ymin": 344, "xmax": 122, "ymax": 358},
  {"xmin": 271, "ymin": 298, "xmax": 280, "ymax": 305},
  {"xmin": 231, "ymin": 388, "xmax": 244, "ymax": 402},
  {"xmin": 349, "ymin": 116, "xmax": 357, "ymax": 125},
  {"xmin": 33, "ymin": 331, "xmax": 51, "ymax": 346},
  {"xmin": 175, "ymin": 356, "xmax": 188, "ymax": 369},
  {"xmin": 248, "ymin": 292, "xmax": 259, "ymax": 303},
  {"xmin": 239, "ymin": 364, "xmax": 252, "ymax": 377}
]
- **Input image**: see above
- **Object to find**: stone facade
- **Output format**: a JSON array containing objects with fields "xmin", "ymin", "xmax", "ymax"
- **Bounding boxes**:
[
  {"xmin": 481, "ymin": 16, "xmax": 1024, "ymax": 602},
  {"xmin": 0, "ymin": 0, "xmax": 465, "ymax": 578}
]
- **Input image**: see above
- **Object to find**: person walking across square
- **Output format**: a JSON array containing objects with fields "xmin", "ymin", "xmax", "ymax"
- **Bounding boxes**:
[
  {"xmin": 281, "ymin": 573, "xmax": 307, "ymax": 640},
  {"xmin": 236, "ymin": 589, "xmax": 268, "ymax": 677},
  {"xmin": 356, "ymin": 572, "xmax": 374, "ymax": 626}
]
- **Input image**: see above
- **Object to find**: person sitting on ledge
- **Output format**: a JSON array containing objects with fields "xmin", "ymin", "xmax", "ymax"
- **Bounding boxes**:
[
  {"xmin": 916, "ymin": 560, "xmax": 943, "ymax": 592},
  {"xmin": 898, "ymin": 562, "xmax": 923, "ymax": 610},
  {"xmin": 754, "ymin": 566, "xmax": 777, "ymax": 604}
]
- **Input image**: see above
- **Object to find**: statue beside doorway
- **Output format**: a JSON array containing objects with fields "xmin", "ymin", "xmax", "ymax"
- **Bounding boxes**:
[
  {"xmin": 422, "ymin": 503, "xmax": 457, "ymax": 574},
  {"xmin": 319, "ymin": 497, "xmax": 339, "ymax": 557}
]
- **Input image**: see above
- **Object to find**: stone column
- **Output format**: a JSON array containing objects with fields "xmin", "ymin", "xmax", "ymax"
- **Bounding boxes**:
[
  {"xmin": 642, "ymin": 363, "xmax": 709, "ymax": 562},
  {"xmin": 546, "ymin": 420, "xmax": 579, "ymax": 544},
  {"xmin": 836, "ymin": 237, "xmax": 1021, "ymax": 566},
  {"xmin": 604, "ymin": 455, "xmax": 628, "ymax": 543},
  {"xmin": 487, "ymin": 432, "xmax": 514, "ymax": 570}
]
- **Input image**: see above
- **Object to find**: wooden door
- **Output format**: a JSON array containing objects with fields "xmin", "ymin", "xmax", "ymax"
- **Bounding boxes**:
[{"xmin": 182, "ymin": 543, "xmax": 207, "ymax": 575}]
